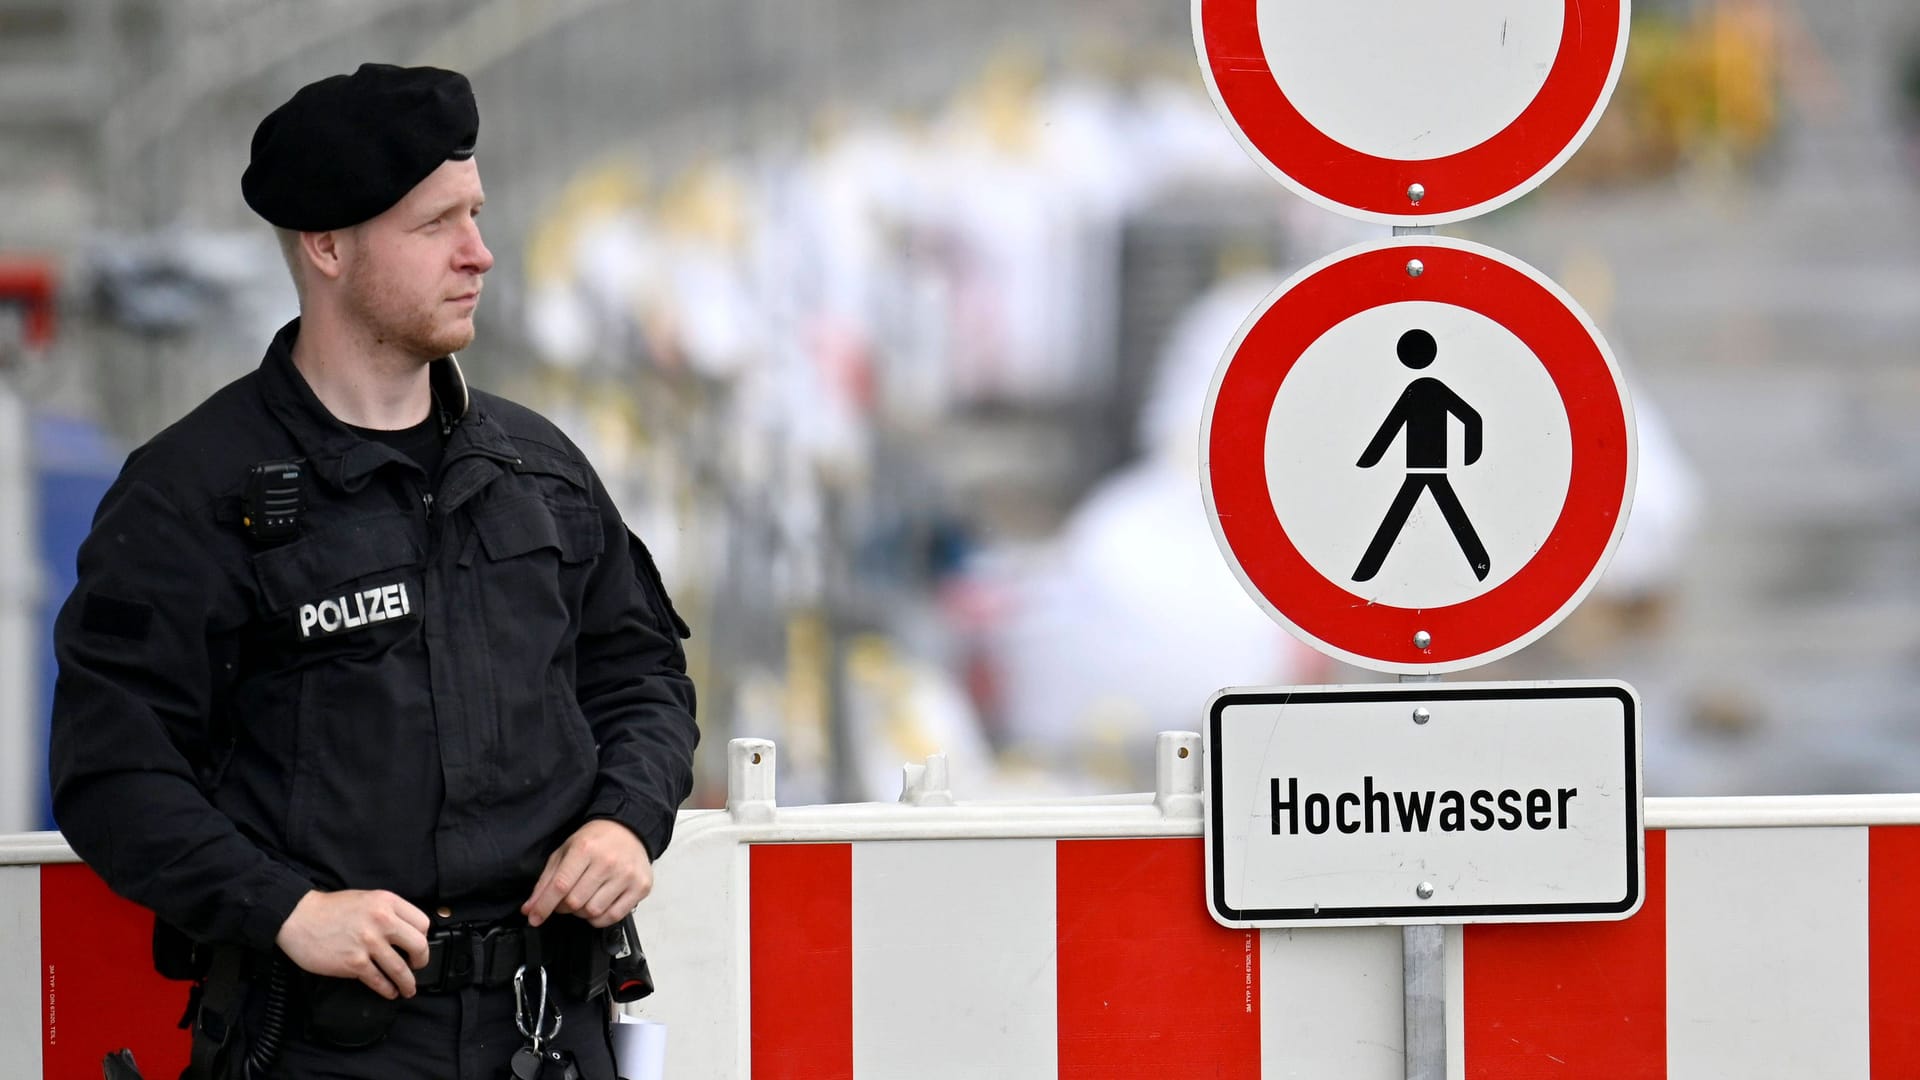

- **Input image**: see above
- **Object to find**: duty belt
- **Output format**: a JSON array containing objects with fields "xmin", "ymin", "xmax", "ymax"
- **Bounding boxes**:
[{"xmin": 414, "ymin": 923, "xmax": 534, "ymax": 993}]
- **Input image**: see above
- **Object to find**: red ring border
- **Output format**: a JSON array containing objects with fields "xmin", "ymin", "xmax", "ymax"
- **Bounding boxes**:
[
  {"xmin": 1199, "ymin": 0, "xmax": 1624, "ymax": 219},
  {"xmin": 1204, "ymin": 243, "xmax": 1631, "ymax": 670}
]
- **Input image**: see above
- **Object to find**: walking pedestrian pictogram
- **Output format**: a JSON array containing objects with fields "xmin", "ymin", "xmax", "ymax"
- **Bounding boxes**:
[
  {"xmin": 1352, "ymin": 329, "xmax": 1491, "ymax": 583},
  {"xmin": 1200, "ymin": 238, "xmax": 1635, "ymax": 674}
]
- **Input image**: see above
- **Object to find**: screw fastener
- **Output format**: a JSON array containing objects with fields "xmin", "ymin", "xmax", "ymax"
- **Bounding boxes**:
[
  {"xmin": 1407, "ymin": 183, "xmax": 1426, "ymax": 204},
  {"xmin": 1413, "ymin": 630, "xmax": 1432, "ymax": 649},
  {"xmin": 1417, "ymin": 882, "xmax": 1436, "ymax": 900},
  {"xmin": 1406, "ymin": 259, "xmax": 1424, "ymax": 277},
  {"xmin": 1413, "ymin": 707, "xmax": 1431, "ymax": 725}
]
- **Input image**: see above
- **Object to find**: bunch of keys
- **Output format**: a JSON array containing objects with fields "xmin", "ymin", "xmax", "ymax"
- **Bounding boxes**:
[{"xmin": 508, "ymin": 965, "xmax": 582, "ymax": 1080}]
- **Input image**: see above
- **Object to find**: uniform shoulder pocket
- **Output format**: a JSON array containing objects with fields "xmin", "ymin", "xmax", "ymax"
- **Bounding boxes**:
[
  {"xmin": 628, "ymin": 530, "xmax": 691, "ymax": 640},
  {"xmin": 251, "ymin": 514, "xmax": 421, "ymax": 613},
  {"xmin": 508, "ymin": 441, "xmax": 589, "ymax": 491}
]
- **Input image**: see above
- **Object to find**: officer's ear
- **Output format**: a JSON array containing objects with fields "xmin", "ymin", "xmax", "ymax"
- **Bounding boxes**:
[{"xmin": 298, "ymin": 228, "xmax": 348, "ymax": 283}]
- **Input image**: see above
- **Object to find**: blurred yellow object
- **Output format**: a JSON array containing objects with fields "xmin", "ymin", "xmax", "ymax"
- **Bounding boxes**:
[
  {"xmin": 1558, "ymin": 0, "xmax": 1783, "ymax": 187},
  {"xmin": 953, "ymin": 45, "xmax": 1046, "ymax": 153},
  {"xmin": 656, "ymin": 160, "xmax": 752, "ymax": 251},
  {"xmin": 525, "ymin": 160, "xmax": 650, "ymax": 287},
  {"xmin": 1706, "ymin": 0, "xmax": 1779, "ymax": 160},
  {"xmin": 785, "ymin": 612, "xmax": 834, "ymax": 780},
  {"xmin": 847, "ymin": 634, "xmax": 942, "ymax": 765}
]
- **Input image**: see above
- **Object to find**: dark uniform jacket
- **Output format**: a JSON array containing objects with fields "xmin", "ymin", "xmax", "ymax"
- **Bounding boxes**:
[{"xmin": 48, "ymin": 320, "xmax": 699, "ymax": 954}]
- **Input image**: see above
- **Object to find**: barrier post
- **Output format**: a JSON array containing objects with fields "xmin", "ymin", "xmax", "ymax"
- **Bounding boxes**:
[
  {"xmin": 1155, "ymin": 731, "xmax": 1204, "ymax": 817},
  {"xmin": 727, "ymin": 738, "xmax": 776, "ymax": 823}
]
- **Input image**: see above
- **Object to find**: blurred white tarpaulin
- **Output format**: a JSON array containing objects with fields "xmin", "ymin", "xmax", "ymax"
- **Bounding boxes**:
[
  {"xmin": 1598, "ymin": 389, "xmax": 1701, "ymax": 601},
  {"xmin": 993, "ymin": 276, "xmax": 1326, "ymax": 776}
]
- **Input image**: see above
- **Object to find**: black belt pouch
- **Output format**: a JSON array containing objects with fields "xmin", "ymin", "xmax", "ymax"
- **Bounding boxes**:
[{"xmin": 304, "ymin": 977, "xmax": 402, "ymax": 1049}]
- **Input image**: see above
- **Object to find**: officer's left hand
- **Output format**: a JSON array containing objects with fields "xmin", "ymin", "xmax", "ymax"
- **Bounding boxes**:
[{"xmin": 522, "ymin": 819, "xmax": 654, "ymax": 929}]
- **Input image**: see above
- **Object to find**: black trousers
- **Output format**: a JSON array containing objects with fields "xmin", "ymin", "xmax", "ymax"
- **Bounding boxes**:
[{"xmin": 267, "ymin": 980, "xmax": 617, "ymax": 1079}]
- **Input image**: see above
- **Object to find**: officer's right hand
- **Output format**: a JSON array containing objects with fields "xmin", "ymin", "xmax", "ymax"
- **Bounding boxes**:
[{"xmin": 275, "ymin": 889, "xmax": 432, "ymax": 1000}]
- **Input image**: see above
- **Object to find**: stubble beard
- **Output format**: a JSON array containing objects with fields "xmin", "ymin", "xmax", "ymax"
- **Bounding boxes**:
[{"xmin": 345, "ymin": 254, "xmax": 477, "ymax": 361}]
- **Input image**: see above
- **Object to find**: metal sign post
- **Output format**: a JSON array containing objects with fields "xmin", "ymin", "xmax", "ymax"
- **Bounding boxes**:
[
  {"xmin": 1399, "ymin": 670, "xmax": 1444, "ymax": 1080},
  {"xmin": 1190, "ymin": 3, "xmax": 1640, "ymax": 1075},
  {"xmin": 1402, "ymin": 922, "xmax": 1445, "ymax": 1080},
  {"xmin": 1396, "ymin": 225, "xmax": 1444, "ymax": 1080},
  {"xmin": 1203, "ymin": 682, "xmax": 1645, "ymax": 1077}
]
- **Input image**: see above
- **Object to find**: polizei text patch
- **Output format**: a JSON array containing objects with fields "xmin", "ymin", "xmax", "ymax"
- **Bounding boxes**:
[{"xmin": 299, "ymin": 582, "xmax": 413, "ymax": 640}]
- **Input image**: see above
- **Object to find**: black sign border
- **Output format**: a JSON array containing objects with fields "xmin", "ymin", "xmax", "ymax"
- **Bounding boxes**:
[{"xmin": 1206, "ymin": 683, "xmax": 1641, "ymax": 924}]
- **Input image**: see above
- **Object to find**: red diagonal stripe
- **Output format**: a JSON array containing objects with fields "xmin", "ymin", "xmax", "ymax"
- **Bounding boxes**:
[
  {"xmin": 1463, "ymin": 829, "xmax": 1667, "ymax": 1078},
  {"xmin": 1056, "ymin": 838, "xmax": 1260, "ymax": 1078},
  {"xmin": 751, "ymin": 843, "xmax": 852, "ymax": 1080}
]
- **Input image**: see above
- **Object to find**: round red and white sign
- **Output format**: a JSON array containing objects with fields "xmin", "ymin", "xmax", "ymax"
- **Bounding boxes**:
[
  {"xmin": 1193, "ymin": 0, "xmax": 1629, "ymax": 224},
  {"xmin": 1201, "ymin": 238, "xmax": 1636, "ymax": 673}
]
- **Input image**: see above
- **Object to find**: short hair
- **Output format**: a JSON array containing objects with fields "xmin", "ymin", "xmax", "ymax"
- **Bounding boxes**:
[{"xmin": 274, "ymin": 227, "xmax": 307, "ymax": 304}]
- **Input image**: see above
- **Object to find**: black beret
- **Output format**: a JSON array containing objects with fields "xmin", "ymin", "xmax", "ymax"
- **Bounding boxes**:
[{"xmin": 243, "ymin": 63, "xmax": 478, "ymax": 231}]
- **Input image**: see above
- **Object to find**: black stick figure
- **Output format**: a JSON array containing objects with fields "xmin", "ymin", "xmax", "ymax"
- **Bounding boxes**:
[{"xmin": 1351, "ymin": 329, "xmax": 1491, "ymax": 583}]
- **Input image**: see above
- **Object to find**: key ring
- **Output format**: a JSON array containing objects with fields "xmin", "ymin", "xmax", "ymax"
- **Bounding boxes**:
[{"xmin": 513, "ymin": 964, "xmax": 564, "ymax": 1048}]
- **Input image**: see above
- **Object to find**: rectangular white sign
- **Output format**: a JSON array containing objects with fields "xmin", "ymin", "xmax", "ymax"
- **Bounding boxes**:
[{"xmin": 1205, "ymin": 681, "xmax": 1643, "ymax": 927}]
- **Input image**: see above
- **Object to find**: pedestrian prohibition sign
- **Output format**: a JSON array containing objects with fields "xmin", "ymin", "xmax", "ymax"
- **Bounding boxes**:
[
  {"xmin": 1193, "ymin": 0, "xmax": 1629, "ymax": 224},
  {"xmin": 1200, "ymin": 237, "xmax": 1636, "ymax": 674}
]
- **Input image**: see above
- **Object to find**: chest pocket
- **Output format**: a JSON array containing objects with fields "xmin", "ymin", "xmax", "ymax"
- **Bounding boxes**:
[
  {"xmin": 251, "ymin": 513, "xmax": 424, "ymax": 638},
  {"xmin": 470, "ymin": 496, "xmax": 603, "ymax": 565},
  {"xmin": 467, "ymin": 440, "xmax": 604, "ymax": 566},
  {"xmin": 460, "ymin": 485, "xmax": 602, "ymax": 673}
]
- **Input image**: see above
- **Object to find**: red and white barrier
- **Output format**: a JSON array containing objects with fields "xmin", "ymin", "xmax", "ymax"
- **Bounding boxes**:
[
  {"xmin": 8, "ymin": 738, "xmax": 1920, "ymax": 1078},
  {"xmin": 636, "ymin": 739, "xmax": 1920, "ymax": 1079},
  {"xmin": 676, "ymin": 826, "xmax": 1920, "ymax": 1078},
  {"xmin": 0, "ymin": 835, "xmax": 191, "ymax": 1079},
  {"xmin": 1464, "ymin": 818, "xmax": 1920, "ymax": 1078}
]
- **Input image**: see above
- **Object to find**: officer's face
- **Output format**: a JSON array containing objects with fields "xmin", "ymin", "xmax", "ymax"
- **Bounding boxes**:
[{"xmin": 343, "ymin": 158, "xmax": 494, "ymax": 360}]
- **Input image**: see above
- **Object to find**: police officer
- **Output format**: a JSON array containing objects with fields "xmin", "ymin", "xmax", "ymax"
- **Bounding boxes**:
[{"xmin": 49, "ymin": 64, "xmax": 697, "ymax": 1078}]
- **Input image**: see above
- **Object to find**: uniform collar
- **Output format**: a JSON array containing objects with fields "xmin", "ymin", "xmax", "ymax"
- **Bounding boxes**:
[{"xmin": 258, "ymin": 318, "xmax": 515, "ymax": 491}]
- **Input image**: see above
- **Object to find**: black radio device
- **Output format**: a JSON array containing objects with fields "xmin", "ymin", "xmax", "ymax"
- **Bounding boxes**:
[{"xmin": 242, "ymin": 459, "xmax": 306, "ymax": 543}]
